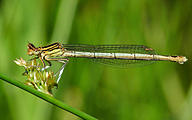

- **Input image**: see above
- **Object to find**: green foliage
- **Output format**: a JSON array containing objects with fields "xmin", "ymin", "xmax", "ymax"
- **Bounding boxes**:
[
  {"xmin": 0, "ymin": 0, "xmax": 191, "ymax": 120},
  {"xmin": 0, "ymin": 72, "xmax": 97, "ymax": 120},
  {"xmin": 14, "ymin": 58, "xmax": 57, "ymax": 95}
]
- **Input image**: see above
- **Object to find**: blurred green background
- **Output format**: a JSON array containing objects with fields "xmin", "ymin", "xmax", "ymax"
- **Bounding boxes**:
[{"xmin": 0, "ymin": 0, "xmax": 192, "ymax": 120}]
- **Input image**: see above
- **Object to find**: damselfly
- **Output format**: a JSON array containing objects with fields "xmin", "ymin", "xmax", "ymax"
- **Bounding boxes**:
[{"xmin": 27, "ymin": 43, "xmax": 188, "ymax": 83}]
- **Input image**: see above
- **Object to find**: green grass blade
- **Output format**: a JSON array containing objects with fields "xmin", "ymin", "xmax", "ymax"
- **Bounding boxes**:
[{"xmin": 0, "ymin": 73, "xmax": 98, "ymax": 120}]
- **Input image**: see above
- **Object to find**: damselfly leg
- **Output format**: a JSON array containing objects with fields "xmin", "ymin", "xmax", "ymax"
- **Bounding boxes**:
[
  {"xmin": 44, "ymin": 57, "xmax": 69, "ymax": 83},
  {"xmin": 27, "ymin": 55, "xmax": 68, "ymax": 83}
]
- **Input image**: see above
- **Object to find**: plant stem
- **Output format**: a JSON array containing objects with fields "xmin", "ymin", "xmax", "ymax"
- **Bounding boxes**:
[{"xmin": 0, "ymin": 73, "xmax": 98, "ymax": 120}]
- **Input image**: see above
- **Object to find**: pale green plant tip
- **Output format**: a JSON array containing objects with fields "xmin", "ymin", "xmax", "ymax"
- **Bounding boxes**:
[{"xmin": 14, "ymin": 57, "xmax": 57, "ymax": 96}]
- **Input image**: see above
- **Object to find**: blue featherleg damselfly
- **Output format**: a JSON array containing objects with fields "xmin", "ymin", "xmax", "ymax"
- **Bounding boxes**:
[{"xmin": 27, "ymin": 43, "xmax": 188, "ymax": 83}]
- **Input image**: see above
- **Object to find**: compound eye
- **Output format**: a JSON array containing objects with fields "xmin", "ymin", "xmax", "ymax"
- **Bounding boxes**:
[
  {"xmin": 28, "ymin": 43, "xmax": 36, "ymax": 50},
  {"xmin": 30, "ymin": 43, "xmax": 36, "ymax": 48}
]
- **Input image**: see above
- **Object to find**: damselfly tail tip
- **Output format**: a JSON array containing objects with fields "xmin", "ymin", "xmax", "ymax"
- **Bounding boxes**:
[
  {"xmin": 178, "ymin": 56, "xmax": 188, "ymax": 64},
  {"xmin": 183, "ymin": 56, "xmax": 188, "ymax": 62}
]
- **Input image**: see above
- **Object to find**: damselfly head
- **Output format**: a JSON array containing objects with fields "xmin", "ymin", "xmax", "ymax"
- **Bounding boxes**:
[{"xmin": 27, "ymin": 43, "xmax": 39, "ymax": 56}]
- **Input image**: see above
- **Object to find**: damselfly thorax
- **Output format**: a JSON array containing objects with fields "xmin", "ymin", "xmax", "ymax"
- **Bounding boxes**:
[{"xmin": 27, "ymin": 42, "xmax": 188, "ymax": 83}]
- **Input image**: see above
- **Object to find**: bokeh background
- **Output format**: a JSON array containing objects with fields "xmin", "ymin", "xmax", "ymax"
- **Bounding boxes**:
[{"xmin": 0, "ymin": 0, "xmax": 192, "ymax": 120}]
